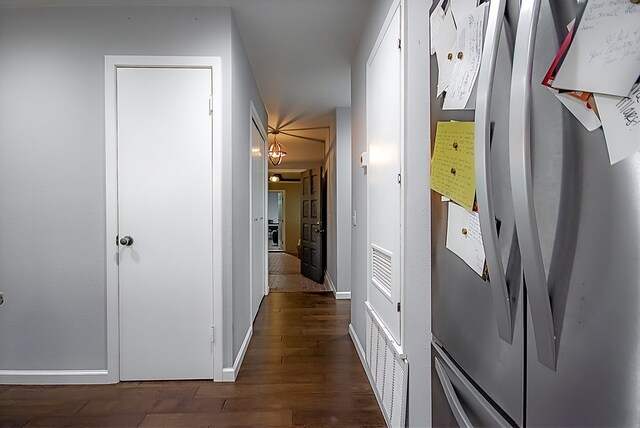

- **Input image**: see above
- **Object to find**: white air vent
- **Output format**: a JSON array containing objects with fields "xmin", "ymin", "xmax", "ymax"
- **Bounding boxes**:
[
  {"xmin": 371, "ymin": 245, "xmax": 393, "ymax": 297},
  {"xmin": 365, "ymin": 303, "xmax": 407, "ymax": 428}
]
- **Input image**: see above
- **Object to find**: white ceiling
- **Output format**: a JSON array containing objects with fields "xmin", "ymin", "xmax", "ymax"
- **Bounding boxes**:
[{"xmin": 0, "ymin": 0, "xmax": 372, "ymax": 168}]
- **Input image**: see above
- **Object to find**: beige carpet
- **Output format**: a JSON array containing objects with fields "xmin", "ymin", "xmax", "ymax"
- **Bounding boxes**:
[{"xmin": 268, "ymin": 253, "xmax": 331, "ymax": 293}]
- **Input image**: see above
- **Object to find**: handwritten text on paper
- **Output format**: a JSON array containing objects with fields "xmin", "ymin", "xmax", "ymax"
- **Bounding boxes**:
[{"xmin": 430, "ymin": 121, "xmax": 476, "ymax": 212}]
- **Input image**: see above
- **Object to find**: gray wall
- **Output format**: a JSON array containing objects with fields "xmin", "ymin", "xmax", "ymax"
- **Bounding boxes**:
[
  {"xmin": 335, "ymin": 107, "xmax": 352, "ymax": 294},
  {"xmin": 0, "ymin": 5, "xmax": 266, "ymax": 373},
  {"xmin": 350, "ymin": 0, "xmax": 431, "ymax": 425},
  {"xmin": 229, "ymin": 10, "xmax": 268, "ymax": 366},
  {"xmin": 325, "ymin": 107, "xmax": 352, "ymax": 294},
  {"xmin": 325, "ymin": 112, "xmax": 339, "ymax": 288}
]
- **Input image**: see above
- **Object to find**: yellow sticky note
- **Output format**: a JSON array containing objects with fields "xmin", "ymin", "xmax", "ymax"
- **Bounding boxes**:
[{"xmin": 430, "ymin": 121, "xmax": 475, "ymax": 212}]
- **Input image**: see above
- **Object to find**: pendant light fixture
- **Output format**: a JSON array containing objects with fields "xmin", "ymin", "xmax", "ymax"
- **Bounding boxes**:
[{"xmin": 268, "ymin": 130, "xmax": 287, "ymax": 166}]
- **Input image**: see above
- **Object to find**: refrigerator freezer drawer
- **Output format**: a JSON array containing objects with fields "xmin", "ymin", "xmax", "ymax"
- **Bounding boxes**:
[{"xmin": 432, "ymin": 343, "xmax": 514, "ymax": 428}]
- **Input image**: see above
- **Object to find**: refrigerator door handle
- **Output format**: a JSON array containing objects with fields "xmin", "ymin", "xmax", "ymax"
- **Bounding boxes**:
[
  {"xmin": 435, "ymin": 358, "xmax": 474, "ymax": 428},
  {"xmin": 474, "ymin": 0, "xmax": 514, "ymax": 343},
  {"xmin": 508, "ymin": 0, "xmax": 557, "ymax": 370}
]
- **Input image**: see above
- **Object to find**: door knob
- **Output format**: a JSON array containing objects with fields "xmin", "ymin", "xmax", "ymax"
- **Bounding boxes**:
[{"xmin": 119, "ymin": 236, "xmax": 134, "ymax": 246}]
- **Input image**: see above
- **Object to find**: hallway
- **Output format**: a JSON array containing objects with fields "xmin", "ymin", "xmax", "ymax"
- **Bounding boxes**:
[{"xmin": 0, "ymin": 292, "xmax": 384, "ymax": 427}]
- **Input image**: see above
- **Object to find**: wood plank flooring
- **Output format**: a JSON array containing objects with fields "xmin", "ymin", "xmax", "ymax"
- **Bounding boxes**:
[{"xmin": 0, "ymin": 292, "xmax": 384, "ymax": 427}]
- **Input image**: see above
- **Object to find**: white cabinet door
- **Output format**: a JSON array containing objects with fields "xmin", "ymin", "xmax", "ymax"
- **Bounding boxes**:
[{"xmin": 117, "ymin": 67, "xmax": 214, "ymax": 380}]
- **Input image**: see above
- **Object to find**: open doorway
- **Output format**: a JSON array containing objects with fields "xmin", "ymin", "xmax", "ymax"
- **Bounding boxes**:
[
  {"xmin": 266, "ymin": 170, "xmax": 331, "ymax": 293},
  {"xmin": 267, "ymin": 190, "xmax": 285, "ymax": 252}
]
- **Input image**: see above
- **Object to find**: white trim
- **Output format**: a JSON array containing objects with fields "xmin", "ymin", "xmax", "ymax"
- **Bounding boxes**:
[
  {"xmin": 221, "ymin": 326, "xmax": 253, "ymax": 382},
  {"xmin": 0, "ymin": 370, "xmax": 112, "ymax": 385},
  {"xmin": 105, "ymin": 55, "xmax": 224, "ymax": 383},
  {"xmin": 349, "ymin": 324, "xmax": 369, "ymax": 377},
  {"xmin": 349, "ymin": 325, "xmax": 387, "ymax": 426},
  {"xmin": 365, "ymin": 0, "xmax": 405, "ymax": 349},
  {"xmin": 249, "ymin": 100, "xmax": 269, "ymax": 328},
  {"xmin": 324, "ymin": 270, "xmax": 351, "ymax": 300}
]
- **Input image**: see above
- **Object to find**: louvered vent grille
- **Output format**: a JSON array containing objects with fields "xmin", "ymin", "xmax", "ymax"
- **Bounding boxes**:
[
  {"xmin": 371, "ymin": 245, "xmax": 393, "ymax": 295},
  {"xmin": 365, "ymin": 304, "xmax": 407, "ymax": 428}
]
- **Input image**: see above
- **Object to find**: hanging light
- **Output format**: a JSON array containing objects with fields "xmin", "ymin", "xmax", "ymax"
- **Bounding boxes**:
[
  {"xmin": 269, "ymin": 174, "xmax": 282, "ymax": 183},
  {"xmin": 268, "ymin": 130, "xmax": 287, "ymax": 166}
]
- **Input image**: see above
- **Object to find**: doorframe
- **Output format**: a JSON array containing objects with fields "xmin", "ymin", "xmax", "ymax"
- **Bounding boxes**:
[
  {"xmin": 248, "ymin": 100, "xmax": 269, "ymax": 325},
  {"xmin": 268, "ymin": 189, "xmax": 287, "ymax": 252},
  {"xmin": 365, "ymin": 0, "xmax": 406, "ymax": 351},
  {"xmin": 105, "ymin": 56, "xmax": 224, "ymax": 383}
]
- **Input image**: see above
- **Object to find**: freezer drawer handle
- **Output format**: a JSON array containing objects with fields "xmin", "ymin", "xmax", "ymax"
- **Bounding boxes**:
[
  {"xmin": 434, "ymin": 344, "xmax": 513, "ymax": 428},
  {"xmin": 435, "ymin": 358, "xmax": 474, "ymax": 428},
  {"xmin": 474, "ymin": 0, "xmax": 516, "ymax": 343},
  {"xmin": 508, "ymin": 0, "xmax": 557, "ymax": 370}
]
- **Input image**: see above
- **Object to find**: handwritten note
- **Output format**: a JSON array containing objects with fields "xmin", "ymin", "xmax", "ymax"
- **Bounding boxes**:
[
  {"xmin": 553, "ymin": 0, "xmax": 640, "ymax": 97},
  {"xmin": 443, "ymin": 3, "xmax": 488, "ymax": 110},
  {"xmin": 431, "ymin": 121, "xmax": 476, "ymax": 212},
  {"xmin": 595, "ymin": 83, "xmax": 640, "ymax": 164},
  {"xmin": 431, "ymin": 3, "xmax": 458, "ymax": 96},
  {"xmin": 450, "ymin": 0, "xmax": 479, "ymax": 27},
  {"xmin": 446, "ymin": 202, "xmax": 486, "ymax": 277}
]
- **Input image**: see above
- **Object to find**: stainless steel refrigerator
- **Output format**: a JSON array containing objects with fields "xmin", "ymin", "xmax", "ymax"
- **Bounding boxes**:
[{"xmin": 430, "ymin": 0, "xmax": 640, "ymax": 426}]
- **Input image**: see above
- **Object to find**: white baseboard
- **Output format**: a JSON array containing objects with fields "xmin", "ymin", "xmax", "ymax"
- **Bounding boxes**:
[
  {"xmin": 222, "ymin": 326, "xmax": 252, "ymax": 382},
  {"xmin": 349, "ymin": 324, "xmax": 368, "ymax": 370},
  {"xmin": 0, "ymin": 370, "xmax": 115, "ymax": 385},
  {"xmin": 325, "ymin": 271, "xmax": 351, "ymax": 300},
  {"xmin": 349, "ymin": 324, "xmax": 388, "ymax": 427},
  {"xmin": 350, "ymin": 324, "xmax": 383, "ymax": 405}
]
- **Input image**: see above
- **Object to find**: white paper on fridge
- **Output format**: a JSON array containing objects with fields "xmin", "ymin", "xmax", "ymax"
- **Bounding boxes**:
[
  {"xmin": 595, "ymin": 84, "xmax": 640, "ymax": 164},
  {"xmin": 446, "ymin": 202, "xmax": 486, "ymax": 277},
  {"xmin": 432, "ymin": 6, "xmax": 458, "ymax": 96},
  {"xmin": 430, "ymin": 0, "xmax": 445, "ymax": 55},
  {"xmin": 553, "ymin": 0, "xmax": 640, "ymax": 97},
  {"xmin": 443, "ymin": 3, "xmax": 488, "ymax": 110},
  {"xmin": 450, "ymin": 0, "xmax": 478, "ymax": 27},
  {"xmin": 550, "ymin": 88, "xmax": 601, "ymax": 131}
]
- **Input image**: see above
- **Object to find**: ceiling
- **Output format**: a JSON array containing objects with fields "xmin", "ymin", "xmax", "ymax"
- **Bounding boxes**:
[{"xmin": 0, "ymin": 0, "xmax": 372, "ymax": 169}]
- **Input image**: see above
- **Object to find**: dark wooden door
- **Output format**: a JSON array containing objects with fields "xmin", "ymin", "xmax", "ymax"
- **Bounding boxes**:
[{"xmin": 300, "ymin": 167, "xmax": 324, "ymax": 283}]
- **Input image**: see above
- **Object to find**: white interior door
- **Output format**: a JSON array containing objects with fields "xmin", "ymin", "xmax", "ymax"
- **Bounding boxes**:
[
  {"xmin": 117, "ymin": 67, "xmax": 214, "ymax": 380},
  {"xmin": 367, "ymin": 2, "xmax": 403, "ymax": 345},
  {"xmin": 251, "ymin": 120, "xmax": 266, "ymax": 320}
]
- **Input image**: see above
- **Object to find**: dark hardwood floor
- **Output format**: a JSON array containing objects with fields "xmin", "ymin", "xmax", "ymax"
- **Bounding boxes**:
[{"xmin": 0, "ymin": 292, "xmax": 384, "ymax": 427}]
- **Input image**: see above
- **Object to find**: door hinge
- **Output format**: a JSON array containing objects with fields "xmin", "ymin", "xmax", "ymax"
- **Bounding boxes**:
[
  {"xmin": 209, "ymin": 95, "xmax": 213, "ymax": 116},
  {"xmin": 398, "ymin": 38, "xmax": 402, "ymax": 49},
  {"xmin": 211, "ymin": 326, "xmax": 215, "ymax": 343},
  {"xmin": 397, "ymin": 174, "xmax": 402, "ymax": 184},
  {"xmin": 397, "ymin": 302, "xmax": 401, "ymax": 312}
]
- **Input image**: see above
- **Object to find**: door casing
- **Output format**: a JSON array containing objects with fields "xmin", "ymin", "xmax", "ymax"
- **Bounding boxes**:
[
  {"xmin": 105, "ymin": 56, "xmax": 224, "ymax": 382},
  {"xmin": 249, "ymin": 101, "xmax": 269, "ymax": 324},
  {"xmin": 365, "ymin": 0, "xmax": 405, "ymax": 349}
]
